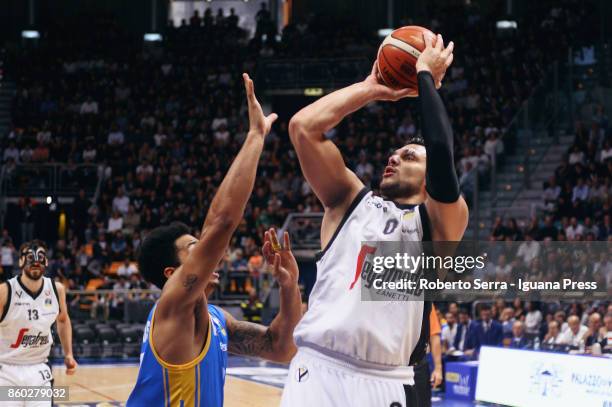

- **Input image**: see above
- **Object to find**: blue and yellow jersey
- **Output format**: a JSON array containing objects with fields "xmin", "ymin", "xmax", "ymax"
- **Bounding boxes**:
[{"xmin": 127, "ymin": 303, "xmax": 228, "ymax": 407}]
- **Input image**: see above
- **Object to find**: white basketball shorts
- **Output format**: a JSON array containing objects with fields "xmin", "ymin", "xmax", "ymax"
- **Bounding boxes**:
[
  {"xmin": 281, "ymin": 347, "xmax": 418, "ymax": 407},
  {"xmin": 0, "ymin": 362, "xmax": 53, "ymax": 407}
]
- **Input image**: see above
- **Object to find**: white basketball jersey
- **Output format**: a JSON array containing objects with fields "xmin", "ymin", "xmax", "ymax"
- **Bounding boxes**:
[
  {"xmin": 0, "ymin": 276, "xmax": 59, "ymax": 364},
  {"xmin": 294, "ymin": 189, "xmax": 430, "ymax": 367}
]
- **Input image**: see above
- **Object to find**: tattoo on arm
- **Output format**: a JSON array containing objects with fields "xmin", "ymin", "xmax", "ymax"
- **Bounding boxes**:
[
  {"xmin": 228, "ymin": 320, "xmax": 274, "ymax": 356},
  {"xmin": 183, "ymin": 274, "xmax": 198, "ymax": 291}
]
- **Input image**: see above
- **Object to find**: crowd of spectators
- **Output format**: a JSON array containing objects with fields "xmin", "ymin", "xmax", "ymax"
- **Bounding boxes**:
[
  {"xmin": 0, "ymin": 0, "xmax": 604, "ymax": 302},
  {"xmin": 438, "ymin": 300, "xmax": 611, "ymax": 357}
]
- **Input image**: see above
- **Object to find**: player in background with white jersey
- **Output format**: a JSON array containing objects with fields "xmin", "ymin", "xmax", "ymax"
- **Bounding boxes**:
[
  {"xmin": 284, "ymin": 34, "xmax": 467, "ymax": 406},
  {"xmin": 0, "ymin": 240, "xmax": 77, "ymax": 407}
]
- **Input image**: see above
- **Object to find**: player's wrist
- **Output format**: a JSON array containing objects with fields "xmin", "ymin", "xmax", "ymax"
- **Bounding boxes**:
[{"xmin": 416, "ymin": 64, "xmax": 432, "ymax": 74}]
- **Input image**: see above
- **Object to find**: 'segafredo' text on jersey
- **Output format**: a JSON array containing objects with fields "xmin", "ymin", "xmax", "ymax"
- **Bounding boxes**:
[
  {"xmin": 293, "ymin": 188, "xmax": 430, "ymax": 367},
  {"xmin": 0, "ymin": 276, "xmax": 60, "ymax": 364}
]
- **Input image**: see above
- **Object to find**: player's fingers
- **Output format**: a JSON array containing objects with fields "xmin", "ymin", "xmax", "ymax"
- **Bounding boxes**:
[
  {"xmin": 243, "ymin": 73, "xmax": 256, "ymax": 103},
  {"xmin": 423, "ymin": 33, "xmax": 433, "ymax": 49},
  {"xmin": 265, "ymin": 113, "xmax": 278, "ymax": 127},
  {"xmin": 283, "ymin": 231, "xmax": 291, "ymax": 251},
  {"xmin": 445, "ymin": 52, "xmax": 454, "ymax": 68},
  {"xmin": 443, "ymin": 41, "xmax": 454, "ymax": 57},
  {"xmin": 273, "ymin": 253, "xmax": 281, "ymax": 275},
  {"xmin": 393, "ymin": 87, "xmax": 414, "ymax": 100},
  {"xmin": 435, "ymin": 34, "xmax": 444, "ymax": 51},
  {"xmin": 262, "ymin": 240, "xmax": 272, "ymax": 259}
]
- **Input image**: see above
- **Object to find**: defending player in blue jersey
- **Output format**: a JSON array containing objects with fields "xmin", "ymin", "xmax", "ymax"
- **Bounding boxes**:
[{"xmin": 127, "ymin": 74, "xmax": 302, "ymax": 407}]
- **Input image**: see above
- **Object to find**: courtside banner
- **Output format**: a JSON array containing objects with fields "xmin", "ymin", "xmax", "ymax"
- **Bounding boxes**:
[
  {"xmin": 476, "ymin": 346, "xmax": 612, "ymax": 407},
  {"xmin": 358, "ymin": 241, "xmax": 610, "ymax": 301}
]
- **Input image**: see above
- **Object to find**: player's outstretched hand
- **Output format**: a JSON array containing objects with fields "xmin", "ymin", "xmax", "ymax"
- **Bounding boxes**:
[
  {"xmin": 364, "ymin": 62, "xmax": 417, "ymax": 101},
  {"xmin": 65, "ymin": 355, "xmax": 78, "ymax": 375},
  {"xmin": 262, "ymin": 228, "xmax": 298, "ymax": 289},
  {"xmin": 416, "ymin": 33, "xmax": 454, "ymax": 89},
  {"xmin": 243, "ymin": 73, "xmax": 278, "ymax": 138}
]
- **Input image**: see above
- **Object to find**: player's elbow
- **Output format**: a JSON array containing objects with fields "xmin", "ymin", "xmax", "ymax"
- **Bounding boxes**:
[
  {"xmin": 288, "ymin": 114, "xmax": 316, "ymax": 145},
  {"xmin": 274, "ymin": 342, "xmax": 297, "ymax": 364},
  {"xmin": 207, "ymin": 211, "xmax": 238, "ymax": 231}
]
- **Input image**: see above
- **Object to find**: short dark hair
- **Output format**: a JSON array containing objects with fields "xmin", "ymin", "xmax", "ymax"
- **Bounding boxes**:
[
  {"xmin": 404, "ymin": 135, "xmax": 425, "ymax": 147},
  {"xmin": 137, "ymin": 222, "xmax": 190, "ymax": 289}
]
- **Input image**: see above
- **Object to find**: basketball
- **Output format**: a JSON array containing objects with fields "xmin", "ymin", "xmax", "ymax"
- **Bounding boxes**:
[{"xmin": 376, "ymin": 25, "xmax": 437, "ymax": 90}]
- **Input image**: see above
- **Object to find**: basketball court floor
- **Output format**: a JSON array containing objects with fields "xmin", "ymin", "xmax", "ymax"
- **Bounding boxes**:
[{"xmin": 52, "ymin": 356, "xmax": 481, "ymax": 406}]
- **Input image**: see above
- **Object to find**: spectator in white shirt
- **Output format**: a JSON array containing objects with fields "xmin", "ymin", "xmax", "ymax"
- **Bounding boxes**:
[
  {"xmin": 543, "ymin": 321, "xmax": 563, "ymax": 346},
  {"xmin": 355, "ymin": 153, "xmax": 374, "ymax": 179},
  {"xmin": 20, "ymin": 146, "xmax": 34, "ymax": 163},
  {"xmin": 112, "ymin": 188, "xmax": 130, "ymax": 215},
  {"xmin": 153, "ymin": 125, "xmax": 167, "ymax": 147},
  {"xmin": 3, "ymin": 142, "xmax": 20, "ymax": 163},
  {"xmin": 80, "ymin": 97, "xmax": 99, "ymax": 114},
  {"xmin": 82, "ymin": 143, "xmax": 97, "ymax": 162},
  {"xmin": 554, "ymin": 310, "xmax": 569, "ymax": 333},
  {"xmin": 117, "ymin": 259, "xmax": 138, "ymax": 277},
  {"xmin": 213, "ymin": 122, "xmax": 230, "ymax": 145},
  {"xmin": 107, "ymin": 211, "xmax": 124, "ymax": 233},
  {"xmin": 396, "ymin": 117, "xmax": 416, "ymax": 138},
  {"xmin": 524, "ymin": 302, "xmax": 543, "ymax": 336},
  {"xmin": 571, "ymin": 178, "xmax": 589, "ymax": 202},
  {"xmin": 559, "ymin": 315, "xmax": 589, "ymax": 346},
  {"xmin": 565, "ymin": 217, "xmax": 584, "ymax": 240},
  {"xmin": 211, "ymin": 109, "xmax": 228, "ymax": 131},
  {"xmin": 107, "ymin": 124, "xmax": 125, "ymax": 146},
  {"xmin": 484, "ymin": 132, "xmax": 504, "ymax": 163},
  {"xmin": 441, "ymin": 312, "xmax": 458, "ymax": 352},
  {"xmin": 568, "ymin": 145, "xmax": 584, "ymax": 165},
  {"xmin": 517, "ymin": 234, "xmax": 540, "ymax": 266},
  {"xmin": 136, "ymin": 160, "xmax": 154, "ymax": 178}
]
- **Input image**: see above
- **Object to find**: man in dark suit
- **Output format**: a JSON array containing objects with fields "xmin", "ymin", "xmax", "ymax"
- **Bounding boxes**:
[
  {"xmin": 509, "ymin": 321, "xmax": 531, "ymax": 349},
  {"xmin": 464, "ymin": 304, "xmax": 503, "ymax": 357},
  {"xmin": 452, "ymin": 309, "xmax": 471, "ymax": 352}
]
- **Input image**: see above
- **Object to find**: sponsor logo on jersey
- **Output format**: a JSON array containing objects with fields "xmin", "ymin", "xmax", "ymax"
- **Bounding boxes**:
[
  {"xmin": 44, "ymin": 298, "xmax": 52, "ymax": 308},
  {"xmin": 15, "ymin": 290, "xmax": 23, "ymax": 298},
  {"xmin": 295, "ymin": 365, "xmax": 309, "ymax": 382},
  {"xmin": 44, "ymin": 289, "xmax": 51, "ymax": 296},
  {"xmin": 13, "ymin": 302, "xmax": 29, "ymax": 306},
  {"xmin": 9, "ymin": 328, "xmax": 49, "ymax": 348}
]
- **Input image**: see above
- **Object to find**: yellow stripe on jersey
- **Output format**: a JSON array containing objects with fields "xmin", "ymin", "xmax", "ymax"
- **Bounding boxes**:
[
  {"xmin": 148, "ymin": 307, "xmax": 212, "ymax": 370},
  {"xmin": 166, "ymin": 365, "xmax": 199, "ymax": 407}
]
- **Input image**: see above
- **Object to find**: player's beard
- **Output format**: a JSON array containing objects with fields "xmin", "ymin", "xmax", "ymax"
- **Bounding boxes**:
[
  {"xmin": 23, "ymin": 265, "xmax": 44, "ymax": 280},
  {"xmin": 380, "ymin": 177, "xmax": 421, "ymax": 200}
]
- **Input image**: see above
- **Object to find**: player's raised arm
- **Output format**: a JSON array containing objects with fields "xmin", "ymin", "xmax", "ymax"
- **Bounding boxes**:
[
  {"xmin": 416, "ymin": 34, "xmax": 468, "ymax": 241},
  {"xmin": 223, "ymin": 229, "xmax": 301, "ymax": 363},
  {"xmin": 157, "ymin": 74, "xmax": 277, "ymax": 315},
  {"xmin": 289, "ymin": 65, "xmax": 413, "ymax": 211},
  {"xmin": 55, "ymin": 282, "xmax": 78, "ymax": 375}
]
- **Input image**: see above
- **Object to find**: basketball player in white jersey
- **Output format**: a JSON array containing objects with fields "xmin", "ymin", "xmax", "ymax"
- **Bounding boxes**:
[
  {"xmin": 283, "ymin": 34, "xmax": 467, "ymax": 406},
  {"xmin": 0, "ymin": 240, "xmax": 77, "ymax": 407}
]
